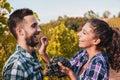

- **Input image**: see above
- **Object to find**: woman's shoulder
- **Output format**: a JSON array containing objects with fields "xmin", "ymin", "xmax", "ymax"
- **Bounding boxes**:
[{"xmin": 91, "ymin": 52, "xmax": 109, "ymax": 66}]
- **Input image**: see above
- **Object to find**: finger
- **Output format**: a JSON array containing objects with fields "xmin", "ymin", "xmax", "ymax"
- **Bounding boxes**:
[
  {"xmin": 40, "ymin": 36, "xmax": 48, "ymax": 44},
  {"xmin": 58, "ymin": 62, "xmax": 63, "ymax": 67},
  {"xmin": 58, "ymin": 62, "xmax": 66, "ymax": 69}
]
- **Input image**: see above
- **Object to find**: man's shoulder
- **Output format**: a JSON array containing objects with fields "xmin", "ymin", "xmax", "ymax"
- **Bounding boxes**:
[
  {"xmin": 7, "ymin": 50, "xmax": 26, "ymax": 62},
  {"xmin": 3, "ymin": 50, "xmax": 27, "ymax": 71},
  {"xmin": 2, "ymin": 53, "xmax": 27, "ymax": 80}
]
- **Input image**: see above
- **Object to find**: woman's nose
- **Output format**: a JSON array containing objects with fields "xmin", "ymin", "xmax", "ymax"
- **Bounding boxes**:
[{"xmin": 77, "ymin": 31, "xmax": 81, "ymax": 37}]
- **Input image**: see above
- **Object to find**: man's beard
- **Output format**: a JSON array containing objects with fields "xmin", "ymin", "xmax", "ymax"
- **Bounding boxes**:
[{"xmin": 25, "ymin": 35, "xmax": 39, "ymax": 47}]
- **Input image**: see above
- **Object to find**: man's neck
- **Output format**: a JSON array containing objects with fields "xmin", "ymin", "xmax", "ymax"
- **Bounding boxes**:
[{"xmin": 17, "ymin": 41, "xmax": 34, "ymax": 54}]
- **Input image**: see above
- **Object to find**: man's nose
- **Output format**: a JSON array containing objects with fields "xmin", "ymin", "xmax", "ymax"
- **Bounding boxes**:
[{"xmin": 37, "ymin": 26, "xmax": 42, "ymax": 32}]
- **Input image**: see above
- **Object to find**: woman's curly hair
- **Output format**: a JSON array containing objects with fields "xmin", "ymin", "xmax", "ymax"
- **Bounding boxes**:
[
  {"xmin": 106, "ymin": 28, "xmax": 120, "ymax": 72},
  {"xmin": 87, "ymin": 19, "xmax": 120, "ymax": 72}
]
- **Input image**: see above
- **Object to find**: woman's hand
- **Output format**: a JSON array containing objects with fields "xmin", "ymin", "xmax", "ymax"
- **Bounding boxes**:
[{"xmin": 58, "ymin": 62, "xmax": 77, "ymax": 80}]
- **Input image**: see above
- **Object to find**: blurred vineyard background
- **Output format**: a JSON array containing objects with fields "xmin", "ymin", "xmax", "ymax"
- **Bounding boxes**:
[{"xmin": 0, "ymin": 0, "xmax": 120, "ymax": 80}]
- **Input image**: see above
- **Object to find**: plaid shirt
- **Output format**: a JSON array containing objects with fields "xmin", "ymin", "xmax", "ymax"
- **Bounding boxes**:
[
  {"xmin": 2, "ymin": 45, "xmax": 43, "ymax": 80},
  {"xmin": 70, "ymin": 49, "xmax": 109, "ymax": 80}
]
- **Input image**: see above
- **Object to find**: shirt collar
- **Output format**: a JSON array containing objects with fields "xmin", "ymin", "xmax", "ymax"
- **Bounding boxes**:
[{"xmin": 15, "ymin": 45, "xmax": 37, "ymax": 61}]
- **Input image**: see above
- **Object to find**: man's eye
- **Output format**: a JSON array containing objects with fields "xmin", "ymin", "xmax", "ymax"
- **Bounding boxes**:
[
  {"xmin": 31, "ymin": 23, "xmax": 37, "ymax": 28},
  {"xmin": 32, "ymin": 25, "xmax": 36, "ymax": 28}
]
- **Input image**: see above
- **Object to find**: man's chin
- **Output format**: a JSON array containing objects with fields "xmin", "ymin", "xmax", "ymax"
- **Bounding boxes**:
[
  {"xmin": 29, "ymin": 42, "xmax": 39, "ymax": 47},
  {"xmin": 26, "ymin": 37, "xmax": 39, "ymax": 47}
]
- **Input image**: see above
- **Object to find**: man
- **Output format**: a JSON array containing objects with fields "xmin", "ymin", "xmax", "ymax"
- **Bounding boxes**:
[{"xmin": 2, "ymin": 8, "xmax": 49, "ymax": 80}]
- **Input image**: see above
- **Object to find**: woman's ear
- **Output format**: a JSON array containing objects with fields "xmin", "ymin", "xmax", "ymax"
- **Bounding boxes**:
[{"xmin": 93, "ymin": 38, "xmax": 101, "ymax": 45}]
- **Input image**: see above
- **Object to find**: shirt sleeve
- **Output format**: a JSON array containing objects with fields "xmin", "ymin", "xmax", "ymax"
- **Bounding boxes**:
[
  {"xmin": 80, "ymin": 61, "xmax": 108, "ymax": 80},
  {"xmin": 69, "ymin": 50, "xmax": 84, "ymax": 66},
  {"xmin": 2, "ymin": 62, "xmax": 27, "ymax": 80}
]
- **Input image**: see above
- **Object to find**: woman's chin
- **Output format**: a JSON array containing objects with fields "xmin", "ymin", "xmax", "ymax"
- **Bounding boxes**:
[{"xmin": 79, "ymin": 44, "xmax": 84, "ymax": 48}]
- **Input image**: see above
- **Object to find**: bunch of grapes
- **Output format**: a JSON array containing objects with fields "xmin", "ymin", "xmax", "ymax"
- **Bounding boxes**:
[{"xmin": 45, "ymin": 56, "xmax": 71, "ymax": 78}]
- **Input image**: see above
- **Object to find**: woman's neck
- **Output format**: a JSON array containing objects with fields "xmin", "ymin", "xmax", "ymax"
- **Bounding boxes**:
[{"xmin": 85, "ymin": 47, "xmax": 101, "ymax": 60}]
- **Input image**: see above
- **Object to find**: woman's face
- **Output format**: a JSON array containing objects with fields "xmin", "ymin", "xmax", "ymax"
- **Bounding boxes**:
[{"xmin": 78, "ymin": 22, "xmax": 97, "ymax": 49}]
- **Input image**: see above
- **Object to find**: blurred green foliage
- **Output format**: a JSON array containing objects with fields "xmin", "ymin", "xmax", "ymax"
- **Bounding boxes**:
[{"xmin": 0, "ymin": 0, "xmax": 15, "ymax": 79}]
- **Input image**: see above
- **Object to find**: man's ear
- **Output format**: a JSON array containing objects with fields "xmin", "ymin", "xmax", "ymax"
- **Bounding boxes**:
[
  {"xmin": 93, "ymin": 38, "xmax": 101, "ymax": 45},
  {"xmin": 16, "ymin": 27, "xmax": 24, "ymax": 36}
]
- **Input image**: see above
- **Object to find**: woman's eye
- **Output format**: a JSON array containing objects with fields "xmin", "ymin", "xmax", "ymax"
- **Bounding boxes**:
[{"xmin": 83, "ymin": 31, "xmax": 86, "ymax": 35}]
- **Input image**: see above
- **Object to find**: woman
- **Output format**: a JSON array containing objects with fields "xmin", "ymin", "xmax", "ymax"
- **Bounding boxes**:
[{"xmin": 58, "ymin": 19, "xmax": 120, "ymax": 80}]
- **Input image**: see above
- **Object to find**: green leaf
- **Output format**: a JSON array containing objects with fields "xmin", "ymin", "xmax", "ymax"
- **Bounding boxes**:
[
  {"xmin": 4, "ymin": 2, "xmax": 12, "ymax": 13},
  {"xmin": 34, "ymin": 12, "xmax": 40, "ymax": 21}
]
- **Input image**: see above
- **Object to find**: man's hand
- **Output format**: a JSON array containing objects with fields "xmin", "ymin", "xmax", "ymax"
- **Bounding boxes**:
[
  {"xmin": 38, "ymin": 36, "xmax": 50, "ymax": 63},
  {"xmin": 38, "ymin": 36, "xmax": 48, "ymax": 53}
]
